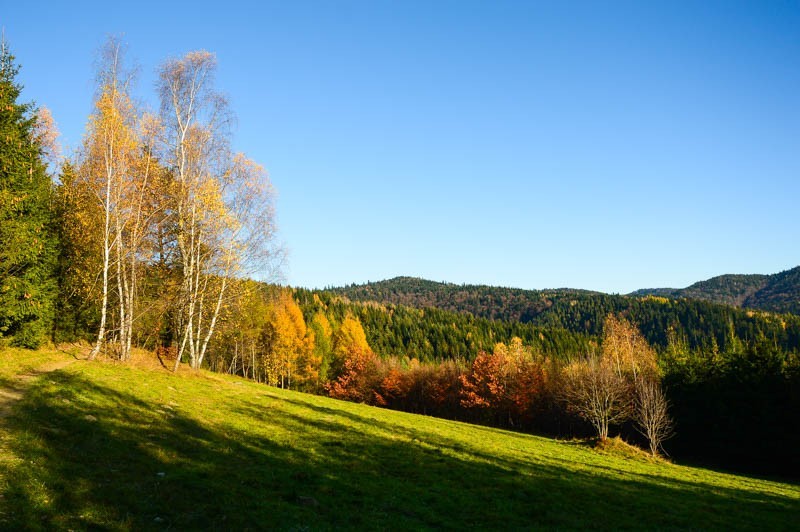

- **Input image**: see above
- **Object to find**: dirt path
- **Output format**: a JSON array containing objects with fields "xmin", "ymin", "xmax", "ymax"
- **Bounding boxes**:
[{"xmin": 0, "ymin": 357, "xmax": 80, "ymax": 420}]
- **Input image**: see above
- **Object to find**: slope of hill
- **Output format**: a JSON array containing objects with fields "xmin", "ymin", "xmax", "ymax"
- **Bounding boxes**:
[
  {"xmin": 327, "ymin": 277, "xmax": 800, "ymax": 355},
  {"xmin": 1, "ymin": 348, "xmax": 798, "ymax": 529},
  {"xmin": 295, "ymin": 287, "xmax": 593, "ymax": 362},
  {"xmin": 331, "ymin": 276, "xmax": 600, "ymax": 322},
  {"xmin": 633, "ymin": 274, "xmax": 769, "ymax": 306},
  {"xmin": 745, "ymin": 267, "xmax": 800, "ymax": 315},
  {"xmin": 632, "ymin": 267, "xmax": 800, "ymax": 314},
  {"xmin": 336, "ymin": 267, "xmax": 800, "ymax": 319}
]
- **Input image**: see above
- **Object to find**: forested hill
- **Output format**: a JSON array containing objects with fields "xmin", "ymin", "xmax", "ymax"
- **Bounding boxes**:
[
  {"xmin": 324, "ymin": 276, "xmax": 800, "ymax": 355},
  {"xmin": 631, "ymin": 274, "xmax": 769, "ymax": 306},
  {"xmin": 631, "ymin": 266, "xmax": 800, "ymax": 315},
  {"xmin": 328, "ymin": 276, "xmax": 602, "ymax": 323}
]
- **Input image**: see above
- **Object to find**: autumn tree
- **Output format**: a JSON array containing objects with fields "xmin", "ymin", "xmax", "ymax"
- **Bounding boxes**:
[
  {"xmin": 374, "ymin": 365, "xmax": 409, "ymax": 407},
  {"xmin": 31, "ymin": 106, "xmax": 60, "ymax": 173},
  {"xmin": 563, "ymin": 315, "xmax": 666, "ymax": 443},
  {"xmin": 602, "ymin": 313, "xmax": 673, "ymax": 454},
  {"xmin": 325, "ymin": 345, "xmax": 380, "ymax": 403},
  {"xmin": 76, "ymin": 37, "xmax": 144, "ymax": 361},
  {"xmin": 326, "ymin": 316, "xmax": 380, "ymax": 401},
  {"xmin": 634, "ymin": 377, "xmax": 674, "ymax": 456},
  {"xmin": 0, "ymin": 40, "xmax": 58, "ymax": 348},
  {"xmin": 562, "ymin": 353, "xmax": 632, "ymax": 441},
  {"xmin": 308, "ymin": 311, "xmax": 333, "ymax": 388},
  {"xmin": 601, "ymin": 313, "xmax": 658, "ymax": 381},
  {"xmin": 158, "ymin": 51, "xmax": 277, "ymax": 371},
  {"xmin": 262, "ymin": 291, "xmax": 313, "ymax": 389},
  {"xmin": 503, "ymin": 338, "xmax": 545, "ymax": 428},
  {"xmin": 329, "ymin": 315, "xmax": 372, "ymax": 379},
  {"xmin": 208, "ymin": 280, "xmax": 272, "ymax": 380},
  {"xmin": 459, "ymin": 349, "xmax": 508, "ymax": 420}
]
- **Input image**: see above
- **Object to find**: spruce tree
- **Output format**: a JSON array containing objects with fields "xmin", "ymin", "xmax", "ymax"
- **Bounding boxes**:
[{"xmin": 0, "ymin": 41, "xmax": 57, "ymax": 347}]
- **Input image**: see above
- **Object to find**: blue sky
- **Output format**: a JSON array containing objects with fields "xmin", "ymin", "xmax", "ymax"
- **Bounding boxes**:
[{"xmin": 3, "ymin": 1, "xmax": 798, "ymax": 293}]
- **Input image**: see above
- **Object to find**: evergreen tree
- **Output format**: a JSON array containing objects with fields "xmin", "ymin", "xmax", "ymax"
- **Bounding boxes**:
[{"xmin": 0, "ymin": 42, "xmax": 57, "ymax": 347}]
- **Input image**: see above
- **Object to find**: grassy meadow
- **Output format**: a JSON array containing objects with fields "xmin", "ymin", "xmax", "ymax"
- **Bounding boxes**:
[{"xmin": 0, "ymin": 348, "xmax": 798, "ymax": 530}]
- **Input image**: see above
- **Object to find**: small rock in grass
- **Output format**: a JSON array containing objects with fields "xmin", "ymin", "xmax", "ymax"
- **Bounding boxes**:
[
  {"xmin": 157, "ymin": 472, "xmax": 166, "ymax": 477},
  {"xmin": 84, "ymin": 414, "xmax": 97, "ymax": 422},
  {"xmin": 154, "ymin": 516, "xmax": 164, "ymax": 523},
  {"xmin": 297, "ymin": 496, "xmax": 319, "ymax": 508}
]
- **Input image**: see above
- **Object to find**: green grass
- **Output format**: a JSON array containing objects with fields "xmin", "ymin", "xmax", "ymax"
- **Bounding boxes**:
[
  {"xmin": 0, "ymin": 346, "xmax": 76, "ymax": 380},
  {"xmin": 1, "ymin": 349, "xmax": 798, "ymax": 530}
]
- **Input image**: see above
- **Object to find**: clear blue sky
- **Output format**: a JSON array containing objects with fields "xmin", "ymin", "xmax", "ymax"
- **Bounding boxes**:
[{"xmin": 3, "ymin": 1, "xmax": 798, "ymax": 293}]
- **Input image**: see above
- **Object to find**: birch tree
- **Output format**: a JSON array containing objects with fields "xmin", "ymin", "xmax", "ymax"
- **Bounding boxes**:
[
  {"xmin": 562, "ymin": 353, "xmax": 632, "ymax": 441},
  {"xmin": 601, "ymin": 314, "xmax": 658, "ymax": 382},
  {"xmin": 158, "ymin": 51, "xmax": 277, "ymax": 370},
  {"xmin": 83, "ymin": 37, "xmax": 139, "ymax": 360},
  {"xmin": 76, "ymin": 37, "xmax": 161, "ymax": 361},
  {"xmin": 634, "ymin": 377, "xmax": 674, "ymax": 456}
]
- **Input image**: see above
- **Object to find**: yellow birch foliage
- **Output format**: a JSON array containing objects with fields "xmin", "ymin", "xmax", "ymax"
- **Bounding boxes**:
[{"xmin": 601, "ymin": 314, "xmax": 658, "ymax": 380}]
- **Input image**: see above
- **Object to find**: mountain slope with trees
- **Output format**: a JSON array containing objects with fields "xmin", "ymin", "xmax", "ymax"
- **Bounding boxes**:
[
  {"xmin": 330, "ymin": 276, "xmax": 601, "ymax": 323},
  {"xmin": 328, "ymin": 276, "xmax": 800, "ymax": 355},
  {"xmin": 632, "ymin": 267, "xmax": 800, "ymax": 314}
]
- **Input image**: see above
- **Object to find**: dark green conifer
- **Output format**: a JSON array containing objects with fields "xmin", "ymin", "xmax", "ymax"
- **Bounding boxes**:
[{"xmin": 0, "ymin": 42, "xmax": 58, "ymax": 347}]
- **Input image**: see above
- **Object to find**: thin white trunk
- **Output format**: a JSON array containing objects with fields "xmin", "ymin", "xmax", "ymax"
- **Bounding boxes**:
[{"xmin": 89, "ymin": 134, "xmax": 114, "ymax": 361}]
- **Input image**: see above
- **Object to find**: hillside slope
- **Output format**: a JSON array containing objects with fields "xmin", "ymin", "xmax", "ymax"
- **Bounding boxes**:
[
  {"xmin": 325, "ymin": 277, "xmax": 800, "ymax": 355},
  {"xmin": 1, "ymin": 349, "xmax": 798, "ymax": 530},
  {"xmin": 331, "ymin": 276, "xmax": 599, "ymax": 322},
  {"xmin": 633, "ymin": 274, "xmax": 769, "ymax": 306},
  {"xmin": 632, "ymin": 266, "xmax": 800, "ymax": 314},
  {"xmin": 745, "ymin": 267, "xmax": 800, "ymax": 315},
  {"xmin": 335, "ymin": 267, "xmax": 800, "ymax": 319}
]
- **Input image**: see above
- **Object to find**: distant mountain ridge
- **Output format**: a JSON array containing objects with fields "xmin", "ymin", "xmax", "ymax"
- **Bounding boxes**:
[
  {"xmin": 631, "ymin": 266, "xmax": 800, "ymax": 315},
  {"xmin": 322, "ymin": 269, "xmax": 800, "ymax": 361},
  {"xmin": 330, "ymin": 266, "xmax": 800, "ymax": 318},
  {"xmin": 330, "ymin": 276, "xmax": 602, "ymax": 323}
]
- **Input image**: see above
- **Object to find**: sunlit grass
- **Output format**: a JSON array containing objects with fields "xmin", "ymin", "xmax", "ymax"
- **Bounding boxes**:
[
  {"xmin": 0, "ymin": 346, "xmax": 77, "ymax": 380},
  {"xmin": 0, "ymin": 349, "xmax": 798, "ymax": 530}
]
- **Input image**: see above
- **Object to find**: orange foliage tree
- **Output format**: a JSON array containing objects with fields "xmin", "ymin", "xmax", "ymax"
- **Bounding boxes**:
[{"xmin": 326, "ymin": 316, "xmax": 381, "ymax": 402}]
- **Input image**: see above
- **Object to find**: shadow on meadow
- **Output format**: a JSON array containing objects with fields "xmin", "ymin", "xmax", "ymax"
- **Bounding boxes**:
[{"xmin": 0, "ymin": 370, "xmax": 797, "ymax": 530}]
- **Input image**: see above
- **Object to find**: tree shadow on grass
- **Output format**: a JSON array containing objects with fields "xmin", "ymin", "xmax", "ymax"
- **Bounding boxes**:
[
  {"xmin": 0, "ymin": 372, "xmax": 798, "ymax": 531},
  {"xmin": 267, "ymin": 393, "xmax": 800, "ymax": 527}
]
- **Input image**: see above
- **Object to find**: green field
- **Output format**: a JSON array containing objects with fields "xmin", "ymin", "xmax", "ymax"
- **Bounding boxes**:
[{"xmin": 1, "ymin": 348, "xmax": 797, "ymax": 530}]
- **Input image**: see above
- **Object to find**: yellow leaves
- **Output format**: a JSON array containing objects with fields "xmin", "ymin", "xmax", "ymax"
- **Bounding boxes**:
[
  {"xmin": 333, "ymin": 315, "xmax": 372, "ymax": 359},
  {"xmin": 640, "ymin": 295, "xmax": 670, "ymax": 304},
  {"xmin": 601, "ymin": 314, "xmax": 659, "ymax": 379},
  {"xmin": 32, "ymin": 105, "xmax": 60, "ymax": 168},
  {"xmin": 311, "ymin": 312, "xmax": 332, "ymax": 341},
  {"xmin": 139, "ymin": 112, "xmax": 164, "ymax": 141}
]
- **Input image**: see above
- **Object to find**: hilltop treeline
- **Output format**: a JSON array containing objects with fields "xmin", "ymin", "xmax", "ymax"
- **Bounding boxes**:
[
  {"xmin": 633, "ymin": 267, "xmax": 800, "ymax": 315},
  {"xmin": 294, "ymin": 289, "xmax": 592, "ymax": 362},
  {"xmin": 332, "ymin": 277, "xmax": 800, "ymax": 354}
]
